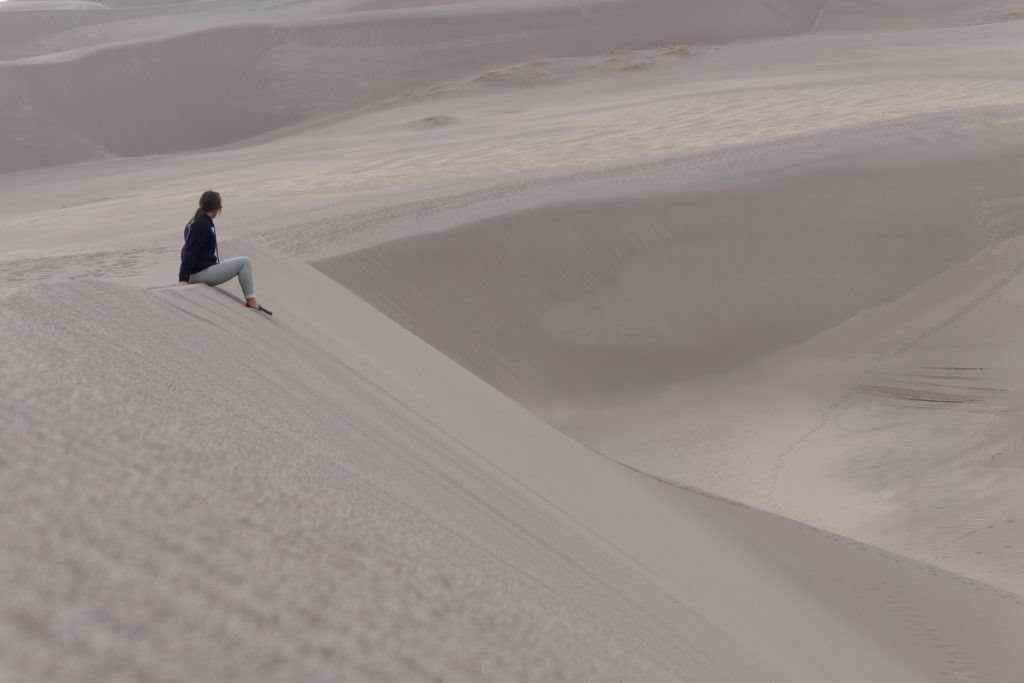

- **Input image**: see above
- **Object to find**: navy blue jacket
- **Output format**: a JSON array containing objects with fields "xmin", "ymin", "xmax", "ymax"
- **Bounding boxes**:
[{"xmin": 178, "ymin": 215, "xmax": 219, "ymax": 282}]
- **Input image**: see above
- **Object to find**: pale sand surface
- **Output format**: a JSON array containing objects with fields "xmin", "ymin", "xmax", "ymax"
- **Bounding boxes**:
[
  {"xmin": 5, "ymin": 244, "xmax": 1024, "ymax": 682},
  {"xmin": 4, "ymin": 0, "xmax": 1024, "ymax": 681}
]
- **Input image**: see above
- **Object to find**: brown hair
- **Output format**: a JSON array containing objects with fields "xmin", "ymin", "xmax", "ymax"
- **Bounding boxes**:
[{"xmin": 190, "ymin": 190, "xmax": 222, "ymax": 225}]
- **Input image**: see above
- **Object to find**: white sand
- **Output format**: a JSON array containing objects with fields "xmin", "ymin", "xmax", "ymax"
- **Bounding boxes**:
[{"xmin": 4, "ymin": 0, "xmax": 1024, "ymax": 681}]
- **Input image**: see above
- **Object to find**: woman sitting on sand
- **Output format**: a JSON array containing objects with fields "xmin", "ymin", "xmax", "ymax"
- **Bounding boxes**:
[{"xmin": 177, "ymin": 190, "xmax": 271, "ymax": 315}]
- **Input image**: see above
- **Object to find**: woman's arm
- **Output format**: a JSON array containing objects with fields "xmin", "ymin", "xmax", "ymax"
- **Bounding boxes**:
[{"xmin": 178, "ymin": 221, "xmax": 211, "ymax": 283}]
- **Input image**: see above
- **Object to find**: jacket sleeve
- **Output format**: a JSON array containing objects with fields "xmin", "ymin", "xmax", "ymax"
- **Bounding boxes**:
[{"xmin": 178, "ymin": 220, "xmax": 211, "ymax": 282}]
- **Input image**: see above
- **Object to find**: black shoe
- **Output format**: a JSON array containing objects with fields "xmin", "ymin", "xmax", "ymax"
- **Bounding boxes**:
[{"xmin": 245, "ymin": 302, "xmax": 273, "ymax": 316}]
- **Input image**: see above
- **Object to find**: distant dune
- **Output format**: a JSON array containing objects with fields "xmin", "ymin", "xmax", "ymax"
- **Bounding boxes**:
[
  {"xmin": 0, "ymin": 0, "xmax": 822, "ymax": 173},
  {"xmin": 0, "ymin": 1, "xmax": 110, "ymax": 10},
  {"xmin": 322, "ymin": 131, "xmax": 1024, "ymax": 405}
]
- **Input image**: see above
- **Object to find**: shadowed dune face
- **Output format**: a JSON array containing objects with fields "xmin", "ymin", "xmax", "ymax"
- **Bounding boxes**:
[
  {"xmin": 318, "ymin": 133, "xmax": 1024, "ymax": 409},
  {"xmin": 0, "ymin": 0, "xmax": 825, "ymax": 173}
]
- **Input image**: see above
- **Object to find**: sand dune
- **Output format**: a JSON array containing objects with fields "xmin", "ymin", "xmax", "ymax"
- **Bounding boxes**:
[
  {"xmin": 323, "ymin": 111, "xmax": 1024, "ymax": 598},
  {"xmin": 323, "ymin": 127, "xmax": 1024, "ymax": 405},
  {"xmin": 6, "ymin": 0, "xmax": 1024, "ymax": 680},
  {"xmin": 0, "ymin": 1, "xmax": 111, "ymax": 10},
  {"xmin": 816, "ymin": 0, "xmax": 1024, "ymax": 31},
  {"xmin": 0, "ymin": 0, "xmax": 823, "ymax": 173},
  {"xmin": 3, "ymin": 242, "xmax": 1023, "ymax": 682}
]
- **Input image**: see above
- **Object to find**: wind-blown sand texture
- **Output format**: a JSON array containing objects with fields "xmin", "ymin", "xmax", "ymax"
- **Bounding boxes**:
[{"xmin": 4, "ymin": 0, "xmax": 1024, "ymax": 681}]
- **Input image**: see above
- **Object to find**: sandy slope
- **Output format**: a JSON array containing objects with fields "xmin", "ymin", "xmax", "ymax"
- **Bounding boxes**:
[
  {"xmin": 322, "ymin": 120, "xmax": 1024, "ymax": 596},
  {"xmin": 324, "ymin": 128, "xmax": 1024, "ymax": 403},
  {"xmin": 3, "ymin": 242, "xmax": 1024, "ymax": 682},
  {"xmin": 309, "ymin": 19, "xmax": 1024, "ymax": 598},
  {"xmin": 0, "ymin": 252, "xmax": 681, "ymax": 683}
]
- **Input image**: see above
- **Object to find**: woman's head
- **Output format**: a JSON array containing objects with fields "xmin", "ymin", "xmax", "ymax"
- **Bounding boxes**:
[{"xmin": 192, "ymin": 190, "xmax": 222, "ymax": 224}]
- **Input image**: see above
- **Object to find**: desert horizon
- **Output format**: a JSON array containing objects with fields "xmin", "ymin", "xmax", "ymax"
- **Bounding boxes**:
[{"xmin": 3, "ymin": 0, "xmax": 1024, "ymax": 681}]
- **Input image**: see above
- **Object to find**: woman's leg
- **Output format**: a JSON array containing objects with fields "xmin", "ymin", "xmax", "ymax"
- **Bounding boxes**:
[{"xmin": 189, "ymin": 257, "xmax": 255, "ymax": 299}]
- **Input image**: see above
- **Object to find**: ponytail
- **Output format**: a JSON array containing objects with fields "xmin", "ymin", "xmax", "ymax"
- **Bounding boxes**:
[{"xmin": 189, "ymin": 190, "xmax": 222, "ymax": 227}]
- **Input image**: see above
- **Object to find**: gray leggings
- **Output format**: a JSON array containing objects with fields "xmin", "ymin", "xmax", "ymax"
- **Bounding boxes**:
[{"xmin": 189, "ymin": 257, "xmax": 255, "ymax": 299}]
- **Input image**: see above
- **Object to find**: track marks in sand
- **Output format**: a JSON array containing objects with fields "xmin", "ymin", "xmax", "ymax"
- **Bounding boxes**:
[
  {"xmin": 973, "ymin": 195, "xmax": 1024, "ymax": 243},
  {"xmin": 872, "ymin": 582, "xmax": 980, "ymax": 682},
  {"xmin": 767, "ymin": 248, "xmax": 1024, "ymax": 510},
  {"xmin": 935, "ymin": 516, "xmax": 1024, "ymax": 562},
  {"xmin": 855, "ymin": 368, "xmax": 1007, "ymax": 408},
  {"xmin": 766, "ymin": 391, "xmax": 853, "ymax": 510},
  {"xmin": 887, "ymin": 254, "xmax": 1024, "ymax": 359}
]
